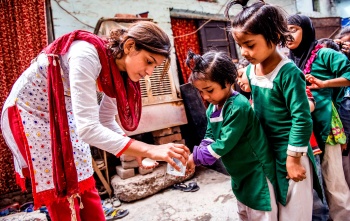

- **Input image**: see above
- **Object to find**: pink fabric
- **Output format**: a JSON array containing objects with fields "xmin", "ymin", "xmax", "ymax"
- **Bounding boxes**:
[
  {"xmin": 46, "ymin": 187, "xmax": 105, "ymax": 221},
  {"xmin": 303, "ymin": 44, "xmax": 323, "ymax": 74}
]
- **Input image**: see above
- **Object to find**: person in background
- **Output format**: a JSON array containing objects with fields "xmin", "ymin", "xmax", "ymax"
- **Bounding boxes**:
[
  {"xmin": 234, "ymin": 58, "xmax": 251, "ymax": 100},
  {"xmin": 185, "ymin": 50, "xmax": 277, "ymax": 221},
  {"xmin": 225, "ymin": 1, "xmax": 322, "ymax": 220},
  {"xmin": 334, "ymin": 27, "xmax": 350, "ymax": 189},
  {"xmin": 334, "ymin": 26, "xmax": 350, "ymax": 59},
  {"xmin": 1, "ymin": 21, "xmax": 190, "ymax": 221},
  {"xmin": 287, "ymin": 14, "xmax": 350, "ymax": 220},
  {"xmin": 318, "ymin": 38, "xmax": 340, "ymax": 52}
]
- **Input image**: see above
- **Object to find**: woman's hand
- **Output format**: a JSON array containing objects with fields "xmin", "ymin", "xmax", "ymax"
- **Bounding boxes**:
[
  {"xmin": 286, "ymin": 156, "xmax": 307, "ymax": 182},
  {"xmin": 146, "ymin": 143, "xmax": 190, "ymax": 171},
  {"xmin": 305, "ymin": 74, "xmax": 325, "ymax": 89},
  {"xmin": 341, "ymin": 41, "xmax": 350, "ymax": 56},
  {"xmin": 122, "ymin": 140, "xmax": 190, "ymax": 171}
]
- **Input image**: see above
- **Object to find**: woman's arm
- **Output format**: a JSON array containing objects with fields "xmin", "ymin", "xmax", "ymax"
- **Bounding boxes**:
[
  {"xmin": 68, "ymin": 41, "xmax": 189, "ymax": 169},
  {"xmin": 68, "ymin": 41, "xmax": 131, "ymax": 155},
  {"xmin": 99, "ymin": 94, "xmax": 126, "ymax": 135}
]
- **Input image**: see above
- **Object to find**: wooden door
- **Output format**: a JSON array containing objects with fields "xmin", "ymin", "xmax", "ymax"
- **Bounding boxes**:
[{"xmin": 198, "ymin": 20, "xmax": 238, "ymax": 61}]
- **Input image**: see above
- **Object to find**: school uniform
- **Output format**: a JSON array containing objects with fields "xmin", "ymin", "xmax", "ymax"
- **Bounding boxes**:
[
  {"xmin": 246, "ymin": 57, "xmax": 320, "ymax": 221},
  {"xmin": 310, "ymin": 48, "xmax": 350, "ymax": 143},
  {"xmin": 309, "ymin": 48, "xmax": 350, "ymax": 220},
  {"xmin": 196, "ymin": 92, "xmax": 278, "ymax": 220}
]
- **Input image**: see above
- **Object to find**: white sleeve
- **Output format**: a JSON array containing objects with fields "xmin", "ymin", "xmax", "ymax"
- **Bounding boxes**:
[
  {"xmin": 67, "ymin": 41, "xmax": 131, "ymax": 156},
  {"xmin": 99, "ymin": 94, "xmax": 126, "ymax": 135}
]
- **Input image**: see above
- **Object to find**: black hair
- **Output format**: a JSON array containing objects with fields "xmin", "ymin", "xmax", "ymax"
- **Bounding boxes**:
[
  {"xmin": 236, "ymin": 58, "xmax": 250, "ymax": 69},
  {"xmin": 336, "ymin": 26, "xmax": 350, "ymax": 40},
  {"xmin": 108, "ymin": 21, "xmax": 171, "ymax": 76},
  {"xmin": 318, "ymin": 38, "xmax": 340, "ymax": 51},
  {"xmin": 185, "ymin": 50, "xmax": 237, "ymax": 89},
  {"xmin": 224, "ymin": 0, "xmax": 293, "ymax": 47}
]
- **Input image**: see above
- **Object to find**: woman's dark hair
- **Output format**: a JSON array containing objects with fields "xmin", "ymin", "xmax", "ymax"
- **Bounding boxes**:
[
  {"xmin": 185, "ymin": 50, "xmax": 237, "ymax": 89},
  {"xmin": 318, "ymin": 38, "xmax": 340, "ymax": 51},
  {"xmin": 108, "ymin": 21, "xmax": 171, "ymax": 75},
  {"xmin": 224, "ymin": 0, "xmax": 293, "ymax": 47}
]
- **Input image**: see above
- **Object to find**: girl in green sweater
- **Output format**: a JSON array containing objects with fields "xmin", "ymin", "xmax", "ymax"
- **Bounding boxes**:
[{"xmin": 225, "ymin": 1, "xmax": 322, "ymax": 220}]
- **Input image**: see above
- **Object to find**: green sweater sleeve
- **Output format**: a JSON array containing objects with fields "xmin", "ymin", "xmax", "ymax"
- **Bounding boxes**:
[
  {"xmin": 282, "ymin": 64, "xmax": 313, "ymax": 149},
  {"xmin": 318, "ymin": 48, "xmax": 350, "ymax": 80}
]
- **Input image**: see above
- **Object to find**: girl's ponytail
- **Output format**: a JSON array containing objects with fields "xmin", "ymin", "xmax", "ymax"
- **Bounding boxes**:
[
  {"xmin": 224, "ymin": 0, "xmax": 250, "ymax": 18},
  {"xmin": 186, "ymin": 50, "xmax": 207, "ymax": 73}
]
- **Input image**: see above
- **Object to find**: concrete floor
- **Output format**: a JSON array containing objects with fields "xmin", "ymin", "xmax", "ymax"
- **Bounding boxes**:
[
  {"xmin": 0, "ymin": 166, "xmax": 238, "ymax": 221},
  {"xmin": 119, "ymin": 166, "xmax": 239, "ymax": 221}
]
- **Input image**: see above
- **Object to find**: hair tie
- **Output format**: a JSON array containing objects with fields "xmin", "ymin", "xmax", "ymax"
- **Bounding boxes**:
[{"xmin": 120, "ymin": 28, "xmax": 127, "ymax": 34}]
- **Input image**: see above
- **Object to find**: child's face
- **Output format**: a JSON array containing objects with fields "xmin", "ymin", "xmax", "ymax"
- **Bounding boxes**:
[
  {"xmin": 193, "ymin": 79, "xmax": 231, "ymax": 107},
  {"xmin": 231, "ymin": 28, "xmax": 277, "ymax": 65},
  {"xmin": 237, "ymin": 68, "xmax": 251, "ymax": 92},
  {"xmin": 286, "ymin": 25, "xmax": 302, "ymax": 49},
  {"xmin": 340, "ymin": 35, "xmax": 350, "ymax": 43}
]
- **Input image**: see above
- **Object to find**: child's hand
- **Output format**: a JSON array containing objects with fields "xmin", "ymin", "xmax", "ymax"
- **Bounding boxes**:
[
  {"xmin": 341, "ymin": 41, "xmax": 350, "ymax": 55},
  {"xmin": 305, "ymin": 74, "xmax": 325, "ymax": 89},
  {"xmin": 335, "ymin": 40, "xmax": 350, "ymax": 56},
  {"xmin": 186, "ymin": 154, "xmax": 195, "ymax": 175},
  {"xmin": 286, "ymin": 156, "xmax": 307, "ymax": 182}
]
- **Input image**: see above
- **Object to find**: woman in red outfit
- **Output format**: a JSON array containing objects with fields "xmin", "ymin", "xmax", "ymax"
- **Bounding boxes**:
[{"xmin": 1, "ymin": 21, "xmax": 190, "ymax": 221}]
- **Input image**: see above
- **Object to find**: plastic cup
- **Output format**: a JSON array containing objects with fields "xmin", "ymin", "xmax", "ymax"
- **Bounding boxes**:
[{"xmin": 166, "ymin": 158, "xmax": 186, "ymax": 176}]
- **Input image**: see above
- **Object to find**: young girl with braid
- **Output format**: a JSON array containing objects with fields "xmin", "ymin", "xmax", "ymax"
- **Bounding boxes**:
[
  {"xmin": 1, "ymin": 21, "xmax": 190, "ymax": 221},
  {"xmin": 225, "ymin": 0, "xmax": 322, "ymax": 220},
  {"xmin": 185, "ymin": 50, "xmax": 278, "ymax": 221}
]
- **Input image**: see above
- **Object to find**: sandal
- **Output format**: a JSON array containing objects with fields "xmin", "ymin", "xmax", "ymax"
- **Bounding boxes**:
[
  {"xmin": 172, "ymin": 183, "xmax": 187, "ymax": 191},
  {"xmin": 111, "ymin": 197, "xmax": 121, "ymax": 208},
  {"xmin": 0, "ymin": 208, "xmax": 9, "ymax": 217},
  {"xmin": 106, "ymin": 209, "xmax": 129, "ymax": 220},
  {"xmin": 104, "ymin": 207, "xmax": 115, "ymax": 216},
  {"xmin": 183, "ymin": 182, "xmax": 200, "ymax": 192},
  {"xmin": 172, "ymin": 182, "xmax": 200, "ymax": 192},
  {"xmin": 20, "ymin": 201, "xmax": 34, "ymax": 212},
  {"xmin": 0, "ymin": 202, "xmax": 21, "ymax": 216},
  {"xmin": 39, "ymin": 206, "xmax": 51, "ymax": 220}
]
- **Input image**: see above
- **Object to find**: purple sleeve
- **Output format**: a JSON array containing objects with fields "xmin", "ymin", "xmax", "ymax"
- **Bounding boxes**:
[{"xmin": 193, "ymin": 139, "xmax": 217, "ymax": 166}]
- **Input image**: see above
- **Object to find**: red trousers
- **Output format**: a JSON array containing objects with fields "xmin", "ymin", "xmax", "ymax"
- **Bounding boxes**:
[{"xmin": 47, "ymin": 187, "xmax": 105, "ymax": 221}]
